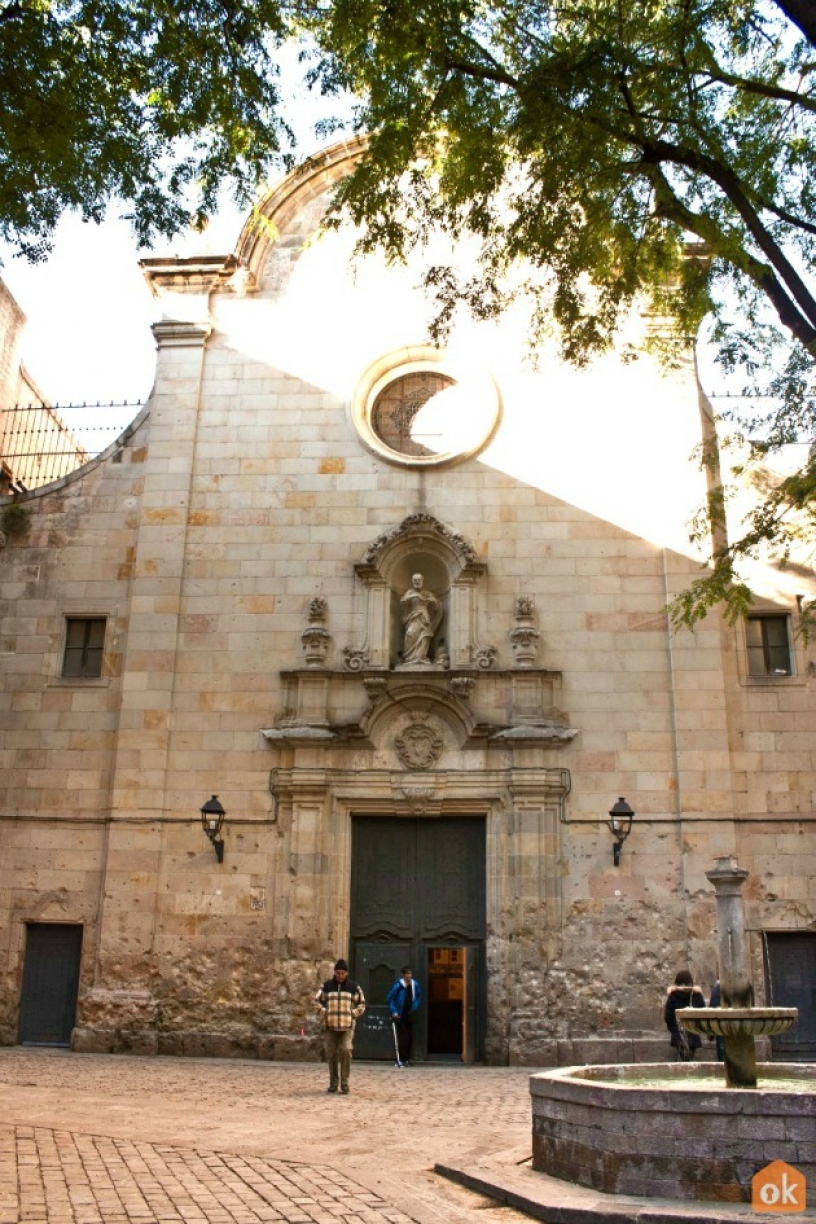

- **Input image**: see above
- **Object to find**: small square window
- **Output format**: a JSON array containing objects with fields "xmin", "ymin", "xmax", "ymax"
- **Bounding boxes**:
[
  {"xmin": 746, "ymin": 615, "xmax": 792, "ymax": 678},
  {"xmin": 62, "ymin": 617, "xmax": 106, "ymax": 678}
]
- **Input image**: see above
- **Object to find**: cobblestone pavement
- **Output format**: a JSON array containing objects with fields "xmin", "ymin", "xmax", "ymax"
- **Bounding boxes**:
[{"xmin": 0, "ymin": 1051, "xmax": 536, "ymax": 1224}]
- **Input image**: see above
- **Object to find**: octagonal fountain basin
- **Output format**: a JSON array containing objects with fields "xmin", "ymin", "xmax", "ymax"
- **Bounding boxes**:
[{"xmin": 531, "ymin": 1062, "xmax": 816, "ymax": 1204}]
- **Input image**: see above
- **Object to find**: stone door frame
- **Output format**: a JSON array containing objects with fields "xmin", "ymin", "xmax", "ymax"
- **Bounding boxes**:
[{"xmin": 270, "ymin": 762, "xmax": 568, "ymax": 1062}]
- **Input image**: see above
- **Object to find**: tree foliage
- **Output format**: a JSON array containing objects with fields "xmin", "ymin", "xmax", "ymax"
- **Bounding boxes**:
[
  {"xmin": 3, "ymin": 0, "xmax": 816, "ymax": 628},
  {"xmin": 0, "ymin": 0, "xmax": 294, "ymax": 258},
  {"xmin": 300, "ymin": 0, "xmax": 816, "ymax": 626}
]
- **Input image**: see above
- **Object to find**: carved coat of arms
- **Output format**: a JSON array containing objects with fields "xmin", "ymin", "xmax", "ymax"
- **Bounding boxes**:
[{"xmin": 395, "ymin": 719, "xmax": 443, "ymax": 771}]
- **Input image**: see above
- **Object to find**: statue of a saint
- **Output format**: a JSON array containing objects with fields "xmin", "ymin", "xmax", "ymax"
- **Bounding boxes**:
[{"xmin": 400, "ymin": 573, "xmax": 442, "ymax": 666}]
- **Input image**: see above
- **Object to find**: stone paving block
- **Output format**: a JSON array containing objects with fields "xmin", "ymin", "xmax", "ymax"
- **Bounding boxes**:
[{"xmin": 0, "ymin": 1120, "xmax": 429, "ymax": 1224}]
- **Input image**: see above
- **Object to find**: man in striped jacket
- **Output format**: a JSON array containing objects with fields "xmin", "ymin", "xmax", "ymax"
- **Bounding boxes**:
[{"xmin": 315, "ymin": 959, "xmax": 366, "ymax": 1094}]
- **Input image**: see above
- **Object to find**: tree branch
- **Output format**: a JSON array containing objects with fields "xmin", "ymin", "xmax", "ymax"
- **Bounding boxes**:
[
  {"xmin": 699, "ymin": 68, "xmax": 816, "ymax": 114},
  {"xmin": 639, "ymin": 137, "xmax": 816, "ymax": 332},
  {"xmin": 649, "ymin": 165, "xmax": 816, "ymax": 350},
  {"xmin": 773, "ymin": 0, "xmax": 816, "ymax": 48}
]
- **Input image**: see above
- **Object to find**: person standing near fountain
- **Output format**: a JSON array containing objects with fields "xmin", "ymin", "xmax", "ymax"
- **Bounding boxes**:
[{"xmin": 664, "ymin": 970, "xmax": 705, "ymax": 1060}]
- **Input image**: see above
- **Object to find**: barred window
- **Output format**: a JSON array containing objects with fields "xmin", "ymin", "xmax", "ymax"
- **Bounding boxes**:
[{"xmin": 62, "ymin": 618, "xmax": 106, "ymax": 678}]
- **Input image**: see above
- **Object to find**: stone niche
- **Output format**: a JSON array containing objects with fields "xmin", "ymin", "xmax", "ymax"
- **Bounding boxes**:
[{"xmin": 347, "ymin": 509, "xmax": 491, "ymax": 672}]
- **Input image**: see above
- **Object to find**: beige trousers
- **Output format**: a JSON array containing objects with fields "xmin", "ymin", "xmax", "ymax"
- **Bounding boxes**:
[{"xmin": 325, "ymin": 1026, "xmax": 354, "ymax": 1088}]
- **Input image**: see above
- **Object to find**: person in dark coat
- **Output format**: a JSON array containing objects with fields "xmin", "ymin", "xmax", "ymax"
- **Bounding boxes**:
[{"xmin": 664, "ymin": 969, "xmax": 706, "ymax": 1060}]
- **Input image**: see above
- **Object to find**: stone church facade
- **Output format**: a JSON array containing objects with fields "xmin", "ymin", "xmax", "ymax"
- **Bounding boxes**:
[{"xmin": 1, "ymin": 140, "xmax": 815, "ymax": 1065}]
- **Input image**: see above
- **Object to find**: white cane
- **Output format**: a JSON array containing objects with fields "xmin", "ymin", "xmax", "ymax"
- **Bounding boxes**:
[{"xmin": 391, "ymin": 1018, "xmax": 403, "ymax": 1067}]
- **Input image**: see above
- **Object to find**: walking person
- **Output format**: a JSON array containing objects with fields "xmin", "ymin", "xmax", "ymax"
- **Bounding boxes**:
[
  {"xmin": 387, "ymin": 965, "xmax": 422, "ymax": 1066},
  {"xmin": 315, "ymin": 959, "xmax": 366, "ymax": 1094},
  {"xmin": 664, "ymin": 969, "xmax": 705, "ymax": 1061}
]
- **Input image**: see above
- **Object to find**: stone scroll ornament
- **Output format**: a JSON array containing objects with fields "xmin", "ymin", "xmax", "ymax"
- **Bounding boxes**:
[
  {"xmin": 342, "ymin": 646, "xmax": 369, "ymax": 671},
  {"xmin": 395, "ymin": 714, "xmax": 444, "ymax": 771},
  {"xmin": 361, "ymin": 512, "xmax": 479, "ymax": 568}
]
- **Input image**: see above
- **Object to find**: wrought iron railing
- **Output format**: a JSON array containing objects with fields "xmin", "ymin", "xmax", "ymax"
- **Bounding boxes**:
[{"xmin": 0, "ymin": 401, "xmax": 143, "ymax": 492}]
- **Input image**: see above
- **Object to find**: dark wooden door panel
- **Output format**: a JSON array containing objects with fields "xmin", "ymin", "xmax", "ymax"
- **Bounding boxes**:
[
  {"xmin": 18, "ymin": 924, "xmax": 83, "ymax": 1047},
  {"xmin": 420, "ymin": 819, "xmax": 485, "ymax": 939},
  {"xmin": 353, "ymin": 941, "xmax": 410, "ymax": 1060},
  {"xmin": 351, "ymin": 819, "xmax": 416, "ymax": 938},
  {"xmin": 766, "ymin": 932, "xmax": 816, "ymax": 1059}
]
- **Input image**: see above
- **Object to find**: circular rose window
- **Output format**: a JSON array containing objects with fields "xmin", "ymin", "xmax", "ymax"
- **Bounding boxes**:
[{"xmin": 351, "ymin": 348, "xmax": 502, "ymax": 467}]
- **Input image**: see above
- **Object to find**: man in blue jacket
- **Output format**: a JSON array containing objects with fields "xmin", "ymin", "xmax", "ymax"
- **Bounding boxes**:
[{"xmin": 387, "ymin": 966, "xmax": 422, "ymax": 1067}]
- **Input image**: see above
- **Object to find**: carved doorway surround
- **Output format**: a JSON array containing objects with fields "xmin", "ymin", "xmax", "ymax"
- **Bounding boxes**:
[{"xmin": 262, "ymin": 513, "xmax": 576, "ymax": 1060}]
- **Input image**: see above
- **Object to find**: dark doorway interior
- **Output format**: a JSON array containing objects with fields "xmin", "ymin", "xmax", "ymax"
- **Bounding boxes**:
[
  {"xmin": 18, "ymin": 923, "xmax": 83, "ymax": 1047},
  {"xmin": 350, "ymin": 816, "xmax": 485, "ymax": 1062},
  {"xmin": 427, "ymin": 946, "xmax": 463, "ymax": 1054},
  {"xmin": 765, "ymin": 931, "xmax": 816, "ymax": 1060}
]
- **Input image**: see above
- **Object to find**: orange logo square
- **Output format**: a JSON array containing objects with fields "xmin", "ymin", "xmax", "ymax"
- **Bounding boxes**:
[{"xmin": 752, "ymin": 1160, "xmax": 806, "ymax": 1213}]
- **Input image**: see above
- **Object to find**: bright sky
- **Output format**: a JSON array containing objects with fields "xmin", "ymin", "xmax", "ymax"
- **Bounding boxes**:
[
  {"xmin": 0, "ymin": 203, "xmax": 249, "ymax": 406},
  {"xmin": 0, "ymin": 41, "xmax": 337, "ymax": 424},
  {"xmin": 1, "ymin": 213, "xmax": 160, "ymax": 407}
]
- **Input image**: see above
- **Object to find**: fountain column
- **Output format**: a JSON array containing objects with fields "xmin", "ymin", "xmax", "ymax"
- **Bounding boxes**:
[{"xmin": 706, "ymin": 856, "xmax": 756, "ymax": 1087}]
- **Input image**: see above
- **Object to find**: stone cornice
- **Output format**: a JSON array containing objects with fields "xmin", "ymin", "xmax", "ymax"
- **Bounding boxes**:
[
  {"xmin": 151, "ymin": 320, "xmax": 213, "ymax": 349},
  {"xmin": 141, "ymin": 255, "xmax": 257, "ymax": 297}
]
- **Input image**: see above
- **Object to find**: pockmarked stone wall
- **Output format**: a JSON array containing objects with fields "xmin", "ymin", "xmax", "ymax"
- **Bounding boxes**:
[{"xmin": 1, "ymin": 140, "xmax": 816, "ymax": 1063}]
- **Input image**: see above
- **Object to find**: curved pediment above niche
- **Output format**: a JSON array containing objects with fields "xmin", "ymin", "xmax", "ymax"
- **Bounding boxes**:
[{"xmin": 358, "ymin": 511, "xmax": 484, "ymax": 578}]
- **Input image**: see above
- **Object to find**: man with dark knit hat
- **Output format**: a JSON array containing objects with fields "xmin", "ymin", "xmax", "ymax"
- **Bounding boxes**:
[{"xmin": 315, "ymin": 959, "xmax": 366, "ymax": 1094}]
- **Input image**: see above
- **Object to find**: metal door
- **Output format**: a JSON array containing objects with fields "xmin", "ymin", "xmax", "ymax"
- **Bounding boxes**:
[
  {"xmin": 18, "ymin": 924, "xmax": 83, "ymax": 1046},
  {"xmin": 765, "ymin": 932, "xmax": 816, "ymax": 1060}
]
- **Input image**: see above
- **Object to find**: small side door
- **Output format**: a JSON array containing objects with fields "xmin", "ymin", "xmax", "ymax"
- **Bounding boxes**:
[
  {"xmin": 18, "ymin": 924, "xmax": 83, "ymax": 1047},
  {"xmin": 765, "ymin": 932, "xmax": 816, "ymax": 1060},
  {"xmin": 352, "ymin": 941, "xmax": 410, "ymax": 1060}
]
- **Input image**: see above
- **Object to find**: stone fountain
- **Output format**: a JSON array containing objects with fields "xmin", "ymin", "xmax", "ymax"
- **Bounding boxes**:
[
  {"xmin": 676, "ymin": 856, "xmax": 797, "ymax": 1088},
  {"xmin": 530, "ymin": 857, "xmax": 815, "ymax": 1204}
]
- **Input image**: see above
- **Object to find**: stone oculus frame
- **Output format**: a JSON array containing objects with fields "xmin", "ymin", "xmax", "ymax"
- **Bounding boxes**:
[
  {"xmin": 350, "ymin": 346, "xmax": 502, "ymax": 468},
  {"xmin": 262, "ymin": 514, "xmax": 576, "ymax": 1058}
]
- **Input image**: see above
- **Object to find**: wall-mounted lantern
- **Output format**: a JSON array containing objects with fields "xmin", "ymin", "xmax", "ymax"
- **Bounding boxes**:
[
  {"xmin": 607, "ymin": 797, "xmax": 634, "ymax": 867},
  {"xmin": 200, "ymin": 794, "xmax": 226, "ymax": 863}
]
